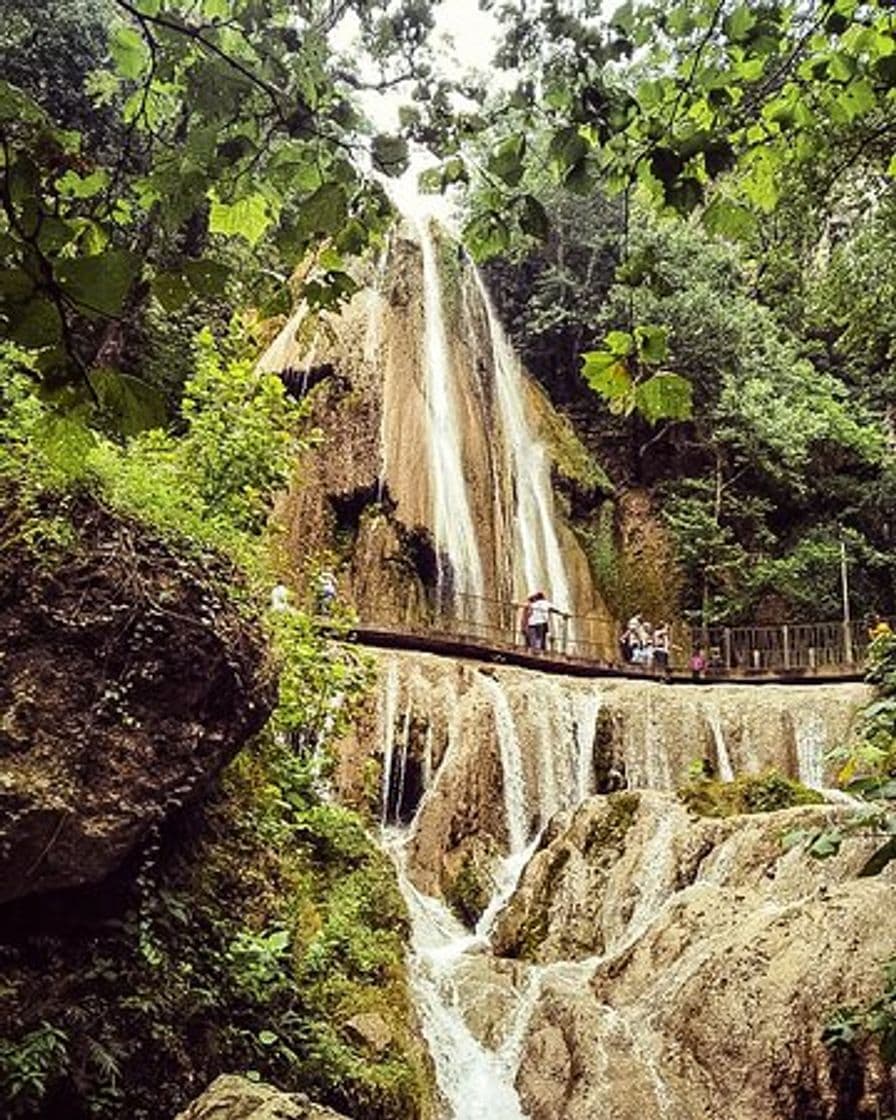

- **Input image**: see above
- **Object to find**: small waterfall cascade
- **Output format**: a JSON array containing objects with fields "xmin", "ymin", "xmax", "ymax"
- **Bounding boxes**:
[
  {"xmin": 794, "ymin": 711, "xmax": 826, "ymax": 789},
  {"xmin": 416, "ymin": 219, "xmax": 486, "ymax": 613},
  {"xmin": 704, "ymin": 702, "xmax": 736, "ymax": 782},
  {"xmin": 365, "ymin": 243, "xmax": 391, "ymax": 503},
  {"xmin": 369, "ymin": 651, "xmax": 871, "ymax": 1118},
  {"xmin": 471, "ymin": 267, "xmax": 575, "ymax": 619}
]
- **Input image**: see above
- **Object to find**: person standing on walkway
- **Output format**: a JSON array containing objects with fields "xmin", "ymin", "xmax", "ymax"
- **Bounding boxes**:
[
  {"xmin": 526, "ymin": 591, "xmax": 567, "ymax": 652},
  {"xmin": 653, "ymin": 621, "xmax": 672, "ymax": 682}
]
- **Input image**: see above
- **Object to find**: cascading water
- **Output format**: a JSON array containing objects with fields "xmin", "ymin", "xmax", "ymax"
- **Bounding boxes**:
[
  {"xmin": 416, "ymin": 219, "xmax": 486, "ymax": 615},
  {"xmin": 471, "ymin": 267, "xmax": 575, "ymax": 621}
]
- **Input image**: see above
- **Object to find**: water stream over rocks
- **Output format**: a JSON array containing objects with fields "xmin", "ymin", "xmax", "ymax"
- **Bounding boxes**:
[{"xmin": 365, "ymin": 651, "xmax": 881, "ymax": 1119}]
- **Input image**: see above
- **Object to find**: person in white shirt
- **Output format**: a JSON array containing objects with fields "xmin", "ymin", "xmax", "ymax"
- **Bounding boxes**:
[{"xmin": 526, "ymin": 591, "xmax": 566, "ymax": 652}]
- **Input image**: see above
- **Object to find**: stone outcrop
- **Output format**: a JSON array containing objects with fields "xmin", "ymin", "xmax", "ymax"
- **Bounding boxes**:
[
  {"xmin": 175, "ymin": 1074, "xmax": 350, "ymax": 1120},
  {"xmin": 259, "ymin": 232, "xmax": 612, "ymax": 652},
  {"xmin": 0, "ymin": 495, "xmax": 273, "ymax": 903},
  {"xmin": 337, "ymin": 649, "xmax": 868, "ymax": 913},
  {"xmin": 491, "ymin": 792, "xmax": 896, "ymax": 1120}
]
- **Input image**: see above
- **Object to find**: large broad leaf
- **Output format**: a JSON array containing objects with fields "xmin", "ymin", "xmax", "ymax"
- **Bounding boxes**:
[
  {"xmin": 110, "ymin": 26, "xmax": 150, "ymax": 81},
  {"xmin": 299, "ymin": 183, "xmax": 348, "ymax": 236},
  {"xmin": 604, "ymin": 330, "xmax": 634, "ymax": 357},
  {"xmin": 371, "ymin": 134, "xmax": 409, "ymax": 178},
  {"xmin": 634, "ymin": 324, "xmax": 668, "ymax": 364},
  {"xmin": 488, "ymin": 134, "xmax": 526, "ymax": 187},
  {"xmin": 209, "ymin": 192, "xmax": 274, "ymax": 246},
  {"xmin": 582, "ymin": 353, "xmax": 631, "ymax": 399},
  {"xmin": 8, "ymin": 296, "xmax": 63, "ymax": 348},
  {"xmin": 634, "ymin": 372, "xmax": 693, "ymax": 423},
  {"xmin": 88, "ymin": 368, "xmax": 167, "ymax": 436},
  {"xmin": 56, "ymin": 249, "xmax": 141, "ymax": 317}
]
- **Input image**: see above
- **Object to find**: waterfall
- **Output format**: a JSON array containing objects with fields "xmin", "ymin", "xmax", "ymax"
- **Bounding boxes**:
[
  {"xmin": 471, "ymin": 267, "xmax": 575, "ymax": 621},
  {"xmin": 379, "ymin": 659, "xmax": 400, "ymax": 825},
  {"xmin": 386, "ymin": 834, "xmax": 529, "ymax": 1120},
  {"xmin": 365, "ymin": 243, "xmax": 391, "ymax": 503},
  {"xmin": 416, "ymin": 220, "xmax": 485, "ymax": 613},
  {"xmin": 481, "ymin": 674, "xmax": 530, "ymax": 853},
  {"xmin": 704, "ymin": 703, "xmax": 735, "ymax": 782},
  {"xmin": 794, "ymin": 711, "xmax": 826, "ymax": 789}
]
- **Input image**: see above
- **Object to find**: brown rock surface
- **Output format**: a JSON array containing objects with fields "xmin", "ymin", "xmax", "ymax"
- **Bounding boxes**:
[
  {"xmin": 493, "ymin": 792, "xmax": 896, "ymax": 1119},
  {"xmin": 0, "ymin": 496, "xmax": 272, "ymax": 903},
  {"xmin": 175, "ymin": 1074, "xmax": 349, "ymax": 1120}
]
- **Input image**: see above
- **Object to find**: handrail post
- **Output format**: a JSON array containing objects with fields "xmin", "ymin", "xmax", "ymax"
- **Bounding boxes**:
[
  {"xmin": 782, "ymin": 624, "xmax": 790, "ymax": 670},
  {"xmin": 723, "ymin": 627, "xmax": 732, "ymax": 670}
]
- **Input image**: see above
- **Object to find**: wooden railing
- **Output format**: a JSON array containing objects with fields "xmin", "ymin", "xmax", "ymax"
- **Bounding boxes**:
[{"xmin": 354, "ymin": 592, "xmax": 874, "ymax": 676}]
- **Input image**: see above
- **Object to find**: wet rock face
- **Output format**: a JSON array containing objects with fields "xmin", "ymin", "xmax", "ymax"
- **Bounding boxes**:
[
  {"xmin": 343, "ymin": 650, "xmax": 869, "ymax": 912},
  {"xmin": 0, "ymin": 496, "xmax": 273, "ymax": 903},
  {"xmin": 175, "ymin": 1074, "xmax": 350, "ymax": 1119},
  {"xmin": 501, "ymin": 793, "xmax": 896, "ymax": 1120}
]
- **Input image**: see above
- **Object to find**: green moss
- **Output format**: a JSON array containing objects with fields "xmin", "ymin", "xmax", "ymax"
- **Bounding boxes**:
[
  {"xmin": 0, "ymin": 733, "xmax": 436, "ymax": 1120},
  {"xmin": 678, "ymin": 769, "xmax": 825, "ymax": 818},
  {"xmin": 531, "ymin": 388, "xmax": 614, "ymax": 495},
  {"xmin": 582, "ymin": 792, "xmax": 640, "ymax": 858},
  {"xmin": 444, "ymin": 854, "xmax": 492, "ymax": 928}
]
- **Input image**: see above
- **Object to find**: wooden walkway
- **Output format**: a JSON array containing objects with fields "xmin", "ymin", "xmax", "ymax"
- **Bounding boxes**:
[{"xmin": 347, "ymin": 624, "xmax": 866, "ymax": 686}]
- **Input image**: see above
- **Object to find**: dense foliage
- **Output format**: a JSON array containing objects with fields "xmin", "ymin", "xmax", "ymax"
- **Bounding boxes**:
[{"xmin": 451, "ymin": 2, "xmax": 896, "ymax": 625}]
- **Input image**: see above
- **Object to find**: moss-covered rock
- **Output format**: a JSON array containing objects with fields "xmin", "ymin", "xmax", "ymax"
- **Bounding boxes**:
[
  {"xmin": 0, "ymin": 732, "xmax": 436, "ymax": 1120},
  {"xmin": 678, "ymin": 769, "xmax": 825, "ymax": 818}
]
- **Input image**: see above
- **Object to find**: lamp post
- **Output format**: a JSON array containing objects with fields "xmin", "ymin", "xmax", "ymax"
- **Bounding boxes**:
[{"xmin": 841, "ymin": 539, "xmax": 853, "ymax": 665}]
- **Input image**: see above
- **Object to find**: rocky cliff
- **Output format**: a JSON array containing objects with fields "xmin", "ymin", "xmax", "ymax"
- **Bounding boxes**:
[
  {"xmin": 337, "ymin": 649, "xmax": 868, "ymax": 910},
  {"xmin": 501, "ymin": 792, "xmax": 896, "ymax": 1120},
  {"xmin": 0, "ymin": 493, "xmax": 272, "ymax": 903}
]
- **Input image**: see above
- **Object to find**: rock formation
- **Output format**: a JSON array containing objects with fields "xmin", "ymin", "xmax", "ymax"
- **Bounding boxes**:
[
  {"xmin": 497, "ymin": 792, "xmax": 896, "ymax": 1120},
  {"xmin": 176, "ymin": 1074, "xmax": 351, "ymax": 1120},
  {"xmin": 259, "ymin": 229, "xmax": 612, "ymax": 655},
  {"xmin": 337, "ymin": 649, "xmax": 868, "ymax": 912},
  {"xmin": 0, "ymin": 495, "xmax": 273, "ymax": 902}
]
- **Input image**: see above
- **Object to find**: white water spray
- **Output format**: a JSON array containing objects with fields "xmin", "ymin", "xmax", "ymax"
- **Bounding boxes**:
[
  {"xmin": 471, "ymin": 268, "xmax": 574, "ymax": 621},
  {"xmin": 417, "ymin": 220, "xmax": 485, "ymax": 612}
]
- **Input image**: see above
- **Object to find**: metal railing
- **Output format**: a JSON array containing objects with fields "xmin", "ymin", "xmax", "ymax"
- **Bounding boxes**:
[
  {"xmin": 354, "ymin": 591, "xmax": 873, "ymax": 676},
  {"xmin": 693, "ymin": 620, "xmax": 869, "ymax": 673}
]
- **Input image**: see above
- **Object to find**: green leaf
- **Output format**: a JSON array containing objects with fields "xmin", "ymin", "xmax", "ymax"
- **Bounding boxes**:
[
  {"xmin": 0, "ymin": 268, "xmax": 35, "ymax": 301},
  {"xmin": 488, "ymin": 134, "xmax": 526, "ymax": 187},
  {"xmin": 582, "ymin": 354, "xmax": 631, "ymax": 399},
  {"xmin": 371, "ymin": 134, "xmax": 409, "ymax": 178},
  {"xmin": 56, "ymin": 249, "xmax": 141, "ymax": 317},
  {"xmin": 702, "ymin": 197, "xmax": 758, "ymax": 240},
  {"xmin": 88, "ymin": 368, "xmax": 167, "ymax": 436},
  {"xmin": 605, "ymin": 330, "xmax": 634, "ymax": 357},
  {"xmin": 837, "ymin": 77, "xmax": 876, "ymax": 120},
  {"xmin": 152, "ymin": 271, "xmax": 192, "ymax": 312},
  {"xmin": 299, "ymin": 184, "xmax": 348, "ymax": 236},
  {"xmin": 56, "ymin": 169, "xmax": 109, "ymax": 199},
  {"xmin": 634, "ymin": 372, "xmax": 693, "ymax": 423},
  {"xmin": 110, "ymin": 26, "xmax": 150, "ymax": 81},
  {"xmin": 203, "ymin": 0, "xmax": 229, "ymax": 16},
  {"xmin": 257, "ymin": 1030, "xmax": 278, "ymax": 1046},
  {"xmin": 519, "ymin": 195, "xmax": 550, "ymax": 241},
  {"xmin": 208, "ymin": 192, "xmax": 273, "ymax": 246},
  {"xmin": 8, "ymin": 296, "xmax": 62, "ymax": 348},
  {"xmin": 634, "ymin": 324, "xmax": 668, "ymax": 364},
  {"xmin": 725, "ymin": 5, "xmax": 757, "ymax": 42},
  {"xmin": 809, "ymin": 828, "xmax": 843, "ymax": 859}
]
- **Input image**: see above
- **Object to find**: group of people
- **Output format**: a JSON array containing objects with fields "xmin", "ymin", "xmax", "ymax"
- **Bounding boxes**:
[
  {"xmin": 619, "ymin": 614, "xmax": 672, "ymax": 678},
  {"xmin": 520, "ymin": 591, "xmax": 569, "ymax": 652}
]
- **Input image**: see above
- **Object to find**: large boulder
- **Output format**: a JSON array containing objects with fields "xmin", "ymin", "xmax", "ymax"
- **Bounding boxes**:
[
  {"xmin": 0, "ymin": 495, "xmax": 273, "ymax": 902},
  {"xmin": 175, "ymin": 1074, "xmax": 350, "ymax": 1119}
]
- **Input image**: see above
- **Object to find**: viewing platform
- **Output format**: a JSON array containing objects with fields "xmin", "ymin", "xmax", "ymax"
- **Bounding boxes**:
[{"xmin": 345, "ymin": 594, "xmax": 872, "ymax": 685}]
